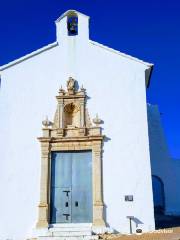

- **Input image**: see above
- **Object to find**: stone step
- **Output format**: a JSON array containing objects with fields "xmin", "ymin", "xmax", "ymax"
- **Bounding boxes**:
[
  {"xmin": 50, "ymin": 228, "xmax": 92, "ymax": 231},
  {"xmin": 35, "ymin": 224, "xmax": 99, "ymax": 240},
  {"xmin": 49, "ymin": 228, "xmax": 92, "ymax": 234},
  {"xmin": 45, "ymin": 226, "xmax": 92, "ymax": 237},
  {"xmin": 38, "ymin": 236, "xmax": 98, "ymax": 240},
  {"xmin": 49, "ymin": 224, "xmax": 92, "ymax": 228},
  {"xmin": 47, "ymin": 231, "xmax": 92, "ymax": 237}
]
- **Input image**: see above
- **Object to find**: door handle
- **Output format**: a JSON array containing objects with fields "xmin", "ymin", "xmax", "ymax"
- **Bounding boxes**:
[
  {"xmin": 63, "ymin": 190, "xmax": 70, "ymax": 197},
  {"xmin": 63, "ymin": 213, "xmax": 70, "ymax": 220},
  {"xmin": 75, "ymin": 201, "xmax": 78, "ymax": 207}
]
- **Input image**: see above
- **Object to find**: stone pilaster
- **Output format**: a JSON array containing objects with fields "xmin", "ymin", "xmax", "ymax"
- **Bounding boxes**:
[
  {"xmin": 58, "ymin": 99, "xmax": 64, "ymax": 129},
  {"xmin": 80, "ymin": 100, "xmax": 85, "ymax": 127},
  {"xmin": 36, "ymin": 141, "xmax": 50, "ymax": 228},
  {"xmin": 92, "ymin": 141, "xmax": 105, "ymax": 227}
]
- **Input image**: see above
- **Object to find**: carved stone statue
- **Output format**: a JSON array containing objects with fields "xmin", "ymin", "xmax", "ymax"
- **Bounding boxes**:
[{"xmin": 67, "ymin": 77, "xmax": 75, "ymax": 94}]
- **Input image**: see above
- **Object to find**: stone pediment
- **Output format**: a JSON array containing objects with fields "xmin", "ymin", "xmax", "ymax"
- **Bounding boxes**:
[{"xmin": 41, "ymin": 77, "xmax": 102, "ymax": 139}]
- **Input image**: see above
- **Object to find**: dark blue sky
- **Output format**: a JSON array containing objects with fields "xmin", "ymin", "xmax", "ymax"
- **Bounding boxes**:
[{"xmin": 0, "ymin": 0, "xmax": 179, "ymax": 158}]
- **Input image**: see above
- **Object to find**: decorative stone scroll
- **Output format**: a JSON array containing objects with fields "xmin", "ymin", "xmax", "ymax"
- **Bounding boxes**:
[{"xmin": 36, "ymin": 77, "xmax": 105, "ymax": 229}]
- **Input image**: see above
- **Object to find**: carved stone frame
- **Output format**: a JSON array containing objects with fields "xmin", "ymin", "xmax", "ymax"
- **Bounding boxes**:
[{"xmin": 36, "ymin": 134, "xmax": 105, "ymax": 228}]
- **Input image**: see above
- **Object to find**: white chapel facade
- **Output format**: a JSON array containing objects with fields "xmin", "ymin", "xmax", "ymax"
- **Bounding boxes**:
[{"xmin": 1, "ymin": 9, "xmax": 180, "ymax": 240}]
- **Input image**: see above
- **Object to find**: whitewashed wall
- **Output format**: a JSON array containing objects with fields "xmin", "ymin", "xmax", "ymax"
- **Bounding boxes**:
[
  {"xmin": 148, "ymin": 104, "xmax": 180, "ymax": 215},
  {"xmin": 0, "ymin": 11, "xmax": 154, "ymax": 240}
]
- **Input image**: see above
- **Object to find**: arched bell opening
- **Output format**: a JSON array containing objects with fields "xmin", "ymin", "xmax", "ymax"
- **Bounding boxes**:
[{"xmin": 67, "ymin": 11, "xmax": 78, "ymax": 36}]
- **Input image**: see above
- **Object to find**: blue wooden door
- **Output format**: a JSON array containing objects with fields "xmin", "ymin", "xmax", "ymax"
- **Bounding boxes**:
[{"xmin": 50, "ymin": 151, "xmax": 92, "ymax": 223}]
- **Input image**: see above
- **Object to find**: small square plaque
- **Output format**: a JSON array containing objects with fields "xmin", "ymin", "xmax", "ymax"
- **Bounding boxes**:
[{"xmin": 125, "ymin": 195, "xmax": 133, "ymax": 201}]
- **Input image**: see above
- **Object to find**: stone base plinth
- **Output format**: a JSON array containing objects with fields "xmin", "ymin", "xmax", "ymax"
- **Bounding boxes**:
[{"xmin": 33, "ymin": 224, "xmax": 99, "ymax": 240}]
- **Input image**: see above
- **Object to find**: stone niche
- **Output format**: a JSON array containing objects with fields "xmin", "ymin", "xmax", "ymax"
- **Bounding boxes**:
[{"xmin": 36, "ymin": 77, "xmax": 106, "ymax": 230}]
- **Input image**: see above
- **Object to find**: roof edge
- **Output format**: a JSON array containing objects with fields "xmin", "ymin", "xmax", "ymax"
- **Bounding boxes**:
[
  {"xmin": 90, "ymin": 40, "xmax": 153, "ymax": 87},
  {"xmin": 0, "ymin": 42, "xmax": 58, "ymax": 71},
  {"xmin": 90, "ymin": 40, "xmax": 153, "ymax": 67}
]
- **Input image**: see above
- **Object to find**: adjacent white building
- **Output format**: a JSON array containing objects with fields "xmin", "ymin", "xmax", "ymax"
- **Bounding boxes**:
[
  {"xmin": 0, "ymin": 10, "xmax": 179, "ymax": 240},
  {"xmin": 148, "ymin": 104, "xmax": 180, "ymax": 216}
]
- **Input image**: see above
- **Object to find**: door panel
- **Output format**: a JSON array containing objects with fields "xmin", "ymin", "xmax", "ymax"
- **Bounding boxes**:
[
  {"xmin": 71, "ymin": 151, "xmax": 92, "ymax": 223},
  {"xmin": 51, "ymin": 187, "xmax": 71, "ymax": 223},
  {"xmin": 51, "ymin": 152, "xmax": 72, "ymax": 188},
  {"xmin": 50, "ymin": 152, "xmax": 72, "ymax": 223},
  {"xmin": 50, "ymin": 151, "xmax": 92, "ymax": 223}
]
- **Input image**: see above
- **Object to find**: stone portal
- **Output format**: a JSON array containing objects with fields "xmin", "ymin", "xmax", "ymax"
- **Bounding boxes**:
[{"xmin": 36, "ymin": 77, "xmax": 105, "ymax": 231}]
